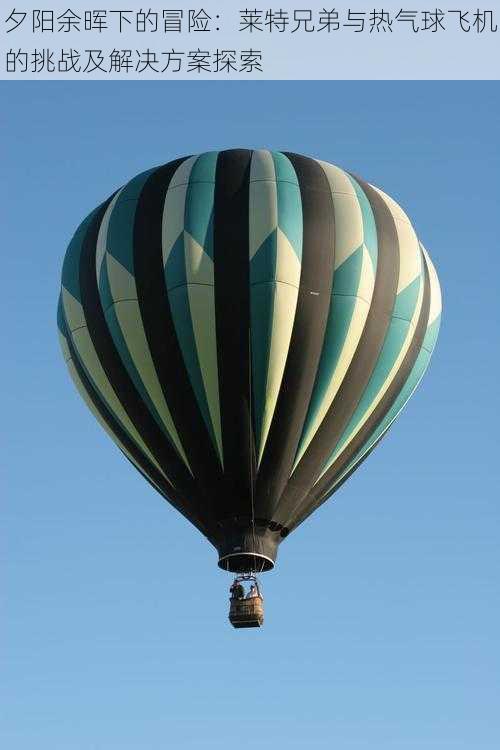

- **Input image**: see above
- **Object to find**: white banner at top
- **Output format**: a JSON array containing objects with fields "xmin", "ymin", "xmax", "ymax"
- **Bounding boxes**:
[{"xmin": 2, "ymin": 1, "xmax": 499, "ymax": 79}]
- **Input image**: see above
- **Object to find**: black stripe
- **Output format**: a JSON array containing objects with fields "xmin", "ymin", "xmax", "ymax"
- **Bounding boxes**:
[
  {"xmin": 291, "ymin": 246, "xmax": 432, "ymax": 529},
  {"xmin": 274, "ymin": 175, "xmax": 400, "ymax": 527},
  {"xmin": 77, "ymin": 190, "xmax": 205, "ymax": 527},
  {"xmin": 213, "ymin": 149, "xmax": 254, "ymax": 521},
  {"xmin": 133, "ymin": 158, "xmax": 223, "ymax": 524},
  {"xmin": 255, "ymin": 153, "xmax": 335, "ymax": 520},
  {"xmin": 61, "ymin": 305, "xmax": 211, "ymax": 537}
]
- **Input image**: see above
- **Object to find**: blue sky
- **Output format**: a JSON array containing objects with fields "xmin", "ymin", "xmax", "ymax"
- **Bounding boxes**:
[{"xmin": 2, "ymin": 82, "xmax": 499, "ymax": 749}]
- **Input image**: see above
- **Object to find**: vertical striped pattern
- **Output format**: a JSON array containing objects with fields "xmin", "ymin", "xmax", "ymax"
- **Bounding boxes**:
[{"xmin": 59, "ymin": 150, "xmax": 441, "ymax": 558}]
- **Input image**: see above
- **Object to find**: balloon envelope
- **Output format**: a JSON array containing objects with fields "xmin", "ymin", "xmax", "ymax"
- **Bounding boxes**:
[{"xmin": 58, "ymin": 150, "xmax": 441, "ymax": 572}]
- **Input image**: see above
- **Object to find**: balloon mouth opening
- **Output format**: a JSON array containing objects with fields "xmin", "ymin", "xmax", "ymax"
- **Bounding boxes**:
[
  {"xmin": 215, "ymin": 521, "xmax": 281, "ymax": 572},
  {"xmin": 218, "ymin": 552, "xmax": 275, "ymax": 574}
]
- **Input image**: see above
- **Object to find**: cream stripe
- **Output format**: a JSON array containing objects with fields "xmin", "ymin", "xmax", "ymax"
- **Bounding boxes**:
[
  {"xmin": 95, "ymin": 189, "xmax": 123, "ymax": 283},
  {"xmin": 250, "ymin": 154, "xmax": 301, "ymax": 463},
  {"xmin": 249, "ymin": 162, "xmax": 277, "ymax": 260},
  {"xmin": 250, "ymin": 149, "xmax": 276, "ymax": 181},
  {"xmin": 186, "ymin": 283, "xmax": 224, "ymax": 465},
  {"xmin": 184, "ymin": 230, "xmax": 214, "ymax": 285},
  {"xmin": 162, "ymin": 156, "xmax": 197, "ymax": 268},
  {"xmin": 370, "ymin": 186, "xmax": 412, "ymax": 226},
  {"xmin": 257, "ymin": 281, "xmax": 298, "ymax": 464},
  {"xmin": 421, "ymin": 245, "xmax": 442, "ymax": 325},
  {"xmin": 317, "ymin": 161, "xmax": 356, "ymax": 195},
  {"xmin": 107, "ymin": 298, "xmax": 192, "ymax": 471},
  {"xmin": 393, "ymin": 219, "xmax": 421, "ymax": 293},
  {"xmin": 66, "ymin": 358, "xmax": 167, "ymax": 495},
  {"xmin": 357, "ymin": 243, "xmax": 376, "ymax": 302},
  {"xmin": 275, "ymin": 227, "xmax": 302, "ymax": 287},
  {"xmin": 62, "ymin": 287, "xmax": 86, "ymax": 332},
  {"xmin": 104, "ymin": 230, "xmax": 191, "ymax": 469},
  {"xmin": 318, "ymin": 161, "xmax": 364, "ymax": 269},
  {"xmin": 105, "ymin": 252, "xmax": 137, "ymax": 301},
  {"xmin": 169, "ymin": 155, "xmax": 198, "ymax": 188},
  {"xmin": 58, "ymin": 329, "xmax": 71, "ymax": 362},
  {"xmin": 372, "ymin": 186, "xmax": 422, "ymax": 293}
]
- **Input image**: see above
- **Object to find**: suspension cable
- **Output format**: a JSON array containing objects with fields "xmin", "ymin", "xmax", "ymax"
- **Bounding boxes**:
[{"xmin": 248, "ymin": 334, "xmax": 257, "ymax": 575}]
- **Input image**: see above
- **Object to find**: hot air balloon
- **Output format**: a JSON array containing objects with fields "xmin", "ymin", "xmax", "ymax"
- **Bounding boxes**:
[{"xmin": 58, "ymin": 150, "xmax": 441, "ymax": 628}]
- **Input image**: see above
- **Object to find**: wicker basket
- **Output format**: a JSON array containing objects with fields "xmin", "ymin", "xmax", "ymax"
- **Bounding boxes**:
[{"xmin": 229, "ymin": 596, "xmax": 264, "ymax": 628}]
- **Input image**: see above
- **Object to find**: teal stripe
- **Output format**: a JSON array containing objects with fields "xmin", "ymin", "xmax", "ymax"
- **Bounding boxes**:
[
  {"xmin": 62, "ymin": 209, "xmax": 99, "ymax": 302},
  {"xmin": 104, "ymin": 169, "xmax": 155, "ymax": 275},
  {"xmin": 57, "ymin": 294, "xmax": 67, "ymax": 337},
  {"xmin": 250, "ymin": 152, "xmax": 303, "ymax": 452},
  {"xmin": 249, "ymin": 155, "xmax": 279, "ymax": 449},
  {"xmin": 121, "ymin": 167, "xmax": 157, "ymax": 200},
  {"xmin": 272, "ymin": 151, "xmax": 299, "ymax": 184},
  {"xmin": 98, "ymin": 171, "xmax": 155, "ymax": 308},
  {"xmin": 164, "ymin": 155, "xmax": 220, "ymax": 455},
  {"xmin": 392, "ymin": 275, "xmax": 421, "ymax": 320},
  {"xmin": 104, "ymin": 199, "xmax": 136, "ymax": 277},
  {"xmin": 97, "ymin": 247, "xmax": 114, "ymax": 314},
  {"xmin": 273, "ymin": 152, "xmax": 302, "ymax": 258},
  {"xmin": 189, "ymin": 150, "xmax": 218, "ymax": 183},
  {"xmin": 184, "ymin": 152, "xmax": 217, "ymax": 260},
  {"xmin": 348, "ymin": 175, "xmax": 378, "ymax": 268},
  {"xmin": 250, "ymin": 229, "xmax": 277, "ymax": 284},
  {"xmin": 178, "ymin": 151, "xmax": 221, "ymax": 458},
  {"xmin": 422, "ymin": 314, "xmax": 441, "ymax": 353},
  {"xmin": 249, "ymin": 156, "xmax": 281, "ymax": 450},
  {"xmin": 331, "ymin": 244, "xmax": 365, "ymax": 296},
  {"xmin": 164, "ymin": 233, "xmax": 187, "ymax": 289}
]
